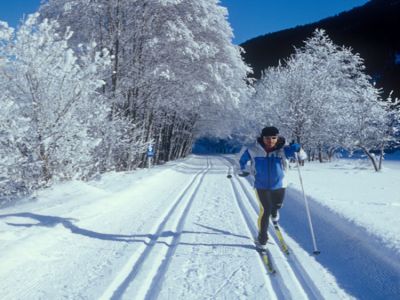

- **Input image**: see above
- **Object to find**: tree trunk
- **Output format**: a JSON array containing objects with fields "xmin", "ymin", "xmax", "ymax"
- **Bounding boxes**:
[
  {"xmin": 378, "ymin": 144, "xmax": 385, "ymax": 171},
  {"xmin": 318, "ymin": 146, "xmax": 323, "ymax": 163},
  {"xmin": 359, "ymin": 146, "xmax": 379, "ymax": 172},
  {"xmin": 328, "ymin": 148, "xmax": 335, "ymax": 162}
]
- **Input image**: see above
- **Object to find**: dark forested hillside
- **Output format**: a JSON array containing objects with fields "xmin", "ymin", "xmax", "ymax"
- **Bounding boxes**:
[{"xmin": 241, "ymin": 0, "xmax": 400, "ymax": 98}]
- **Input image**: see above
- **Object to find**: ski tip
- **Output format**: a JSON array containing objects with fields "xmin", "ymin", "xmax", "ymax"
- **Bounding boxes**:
[{"xmin": 313, "ymin": 250, "xmax": 321, "ymax": 255}]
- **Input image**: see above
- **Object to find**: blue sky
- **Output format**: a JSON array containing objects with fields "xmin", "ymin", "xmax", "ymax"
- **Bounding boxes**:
[
  {"xmin": 0, "ymin": 0, "xmax": 41, "ymax": 27},
  {"xmin": 219, "ymin": 0, "xmax": 370, "ymax": 43},
  {"xmin": 0, "ymin": 0, "xmax": 369, "ymax": 44}
]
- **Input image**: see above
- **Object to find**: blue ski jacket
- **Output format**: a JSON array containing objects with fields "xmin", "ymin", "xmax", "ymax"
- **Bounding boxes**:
[{"xmin": 239, "ymin": 137, "xmax": 300, "ymax": 190}]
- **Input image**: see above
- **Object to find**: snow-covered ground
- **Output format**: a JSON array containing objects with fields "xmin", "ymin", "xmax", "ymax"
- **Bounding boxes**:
[
  {"xmin": 285, "ymin": 157, "xmax": 400, "ymax": 254},
  {"xmin": 0, "ymin": 155, "xmax": 399, "ymax": 299}
]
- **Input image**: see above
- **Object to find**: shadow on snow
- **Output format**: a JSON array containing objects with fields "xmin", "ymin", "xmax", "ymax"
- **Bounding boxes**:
[
  {"xmin": 0, "ymin": 212, "xmax": 255, "ymax": 250},
  {"xmin": 282, "ymin": 188, "xmax": 400, "ymax": 300}
]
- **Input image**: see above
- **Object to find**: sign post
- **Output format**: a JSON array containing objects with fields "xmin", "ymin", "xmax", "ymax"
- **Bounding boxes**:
[{"xmin": 147, "ymin": 145, "xmax": 154, "ymax": 168}]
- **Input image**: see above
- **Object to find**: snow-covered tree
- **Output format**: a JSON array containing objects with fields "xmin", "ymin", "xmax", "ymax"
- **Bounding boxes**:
[
  {"xmin": 39, "ymin": 0, "xmax": 252, "ymax": 164},
  {"xmin": 382, "ymin": 92, "xmax": 400, "ymax": 153},
  {"xmin": 1, "ymin": 21, "xmax": 37, "ymax": 197},
  {"xmin": 251, "ymin": 30, "xmax": 340, "ymax": 152},
  {"xmin": 253, "ymin": 29, "xmax": 391, "ymax": 170},
  {"xmin": 0, "ymin": 14, "xmax": 113, "ymax": 187},
  {"xmin": 329, "ymin": 45, "xmax": 387, "ymax": 171}
]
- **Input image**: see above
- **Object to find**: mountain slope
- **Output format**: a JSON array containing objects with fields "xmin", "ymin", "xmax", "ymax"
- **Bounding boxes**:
[{"xmin": 241, "ymin": 0, "xmax": 400, "ymax": 98}]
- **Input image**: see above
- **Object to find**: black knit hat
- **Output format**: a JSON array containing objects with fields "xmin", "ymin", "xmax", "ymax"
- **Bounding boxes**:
[{"xmin": 261, "ymin": 126, "xmax": 279, "ymax": 137}]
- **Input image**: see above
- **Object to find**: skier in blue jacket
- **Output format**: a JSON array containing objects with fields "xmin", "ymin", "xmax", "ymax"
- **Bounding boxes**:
[{"xmin": 238, "ymin": 126, "xmax": 304, "ymax": 248}]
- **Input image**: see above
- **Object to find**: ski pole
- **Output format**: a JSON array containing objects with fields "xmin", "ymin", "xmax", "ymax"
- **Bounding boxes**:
[{"xmin": 295, "ymin": 153, "xmax": 320, "ymax": 255}]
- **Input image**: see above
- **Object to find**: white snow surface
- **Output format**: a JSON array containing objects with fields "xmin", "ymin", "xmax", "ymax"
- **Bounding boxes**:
[
  {"xmin": 0, "ymin": 155, "xmax": 399, "ymax": 300},
  {"xmin": 285, "ymin": 158, "xmax": 400, "ymax": 255}
]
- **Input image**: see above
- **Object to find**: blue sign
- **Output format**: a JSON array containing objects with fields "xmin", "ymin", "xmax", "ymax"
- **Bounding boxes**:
[{"xmin": 147, "ymin": 145, "xmax": 154, "ymax": 157}]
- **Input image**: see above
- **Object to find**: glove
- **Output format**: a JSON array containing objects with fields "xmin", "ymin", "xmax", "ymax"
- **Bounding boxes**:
[{"xmin": 238, "ymin": 171, "xmax": 250, "ymax": 177}]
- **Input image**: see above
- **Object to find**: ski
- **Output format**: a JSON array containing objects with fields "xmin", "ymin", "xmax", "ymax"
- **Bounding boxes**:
[
  {"xmin": 273, "ymin": 223, "xmax": 290, "ymax": 255},
  {"xmin": 256, "ymin": 245, "xmax": 276, "ymax": 274}
]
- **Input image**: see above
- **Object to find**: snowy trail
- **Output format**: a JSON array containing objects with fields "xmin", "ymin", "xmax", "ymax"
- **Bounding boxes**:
[
  {"xmin": 220, "ymin": 156, "xmax": 321, "ymax": 300},
  {"xmin": 130, "ymin": 156, "xmax": 347, "ymax": 299},
  {"xmin": 0, "ymin": 158, "xmax": 205, "ymax": 299},
  {"xmin": 102, "ymin": 158, "xmax": 212, "ymax": 299},
  {"xmin": 2, "ymin": 155, "xmax": 397, "ymax": 299},
  {"xmin": 226, "ymin": 155, "xmax": 400, "ymax": 300},
  {"xmin": 154, "ymin": 157, "xmax": 277, "ymax": 299},
  {"xmin": 224, "ymin": 156, "xmax": 331, "ymax": 299}
]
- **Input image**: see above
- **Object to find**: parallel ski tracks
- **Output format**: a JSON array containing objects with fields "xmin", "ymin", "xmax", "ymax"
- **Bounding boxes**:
[
  {"xmin": 228, "ymin": 173, "xmax": 288, "ymax": 299},
  {"xmin": 102, "ymin": 155, "xmax": 323, "ymax": 299},
  {"xmin": 219, "ymin": 156, "xmax": 323, "ymax": 300},
  {"xmin": 101, "ymin": 158, "xmax": 212, "ymax": 300}
]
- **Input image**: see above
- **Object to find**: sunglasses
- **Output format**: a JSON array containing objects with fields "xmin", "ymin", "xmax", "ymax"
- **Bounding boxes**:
[{"xmin": 263, "ymin": 136, "xmax": 278, "ymax": 140}]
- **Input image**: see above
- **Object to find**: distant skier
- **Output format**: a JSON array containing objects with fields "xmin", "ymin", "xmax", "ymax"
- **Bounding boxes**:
[
  {"xmin": 238, "ymin": 126, "xmax": 306, "ymax": 249},
  {"xmin": 286, "ymin": 139, "xmax": 306, "ymax": 167}
]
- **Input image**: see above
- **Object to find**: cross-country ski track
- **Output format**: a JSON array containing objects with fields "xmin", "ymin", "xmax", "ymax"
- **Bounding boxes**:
[{"xmin": 0, "ymin": 155, "xmax": 399, "ymax": 299}]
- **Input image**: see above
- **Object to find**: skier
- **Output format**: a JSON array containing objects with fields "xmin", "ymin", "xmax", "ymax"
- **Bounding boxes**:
[
  {"xmin": 286, "ymin": 140, "xmax": 306, "ymax": 168},
  {"xmin": 238, "ymin": 126, "xmax": 305, "ymax": 249}
]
